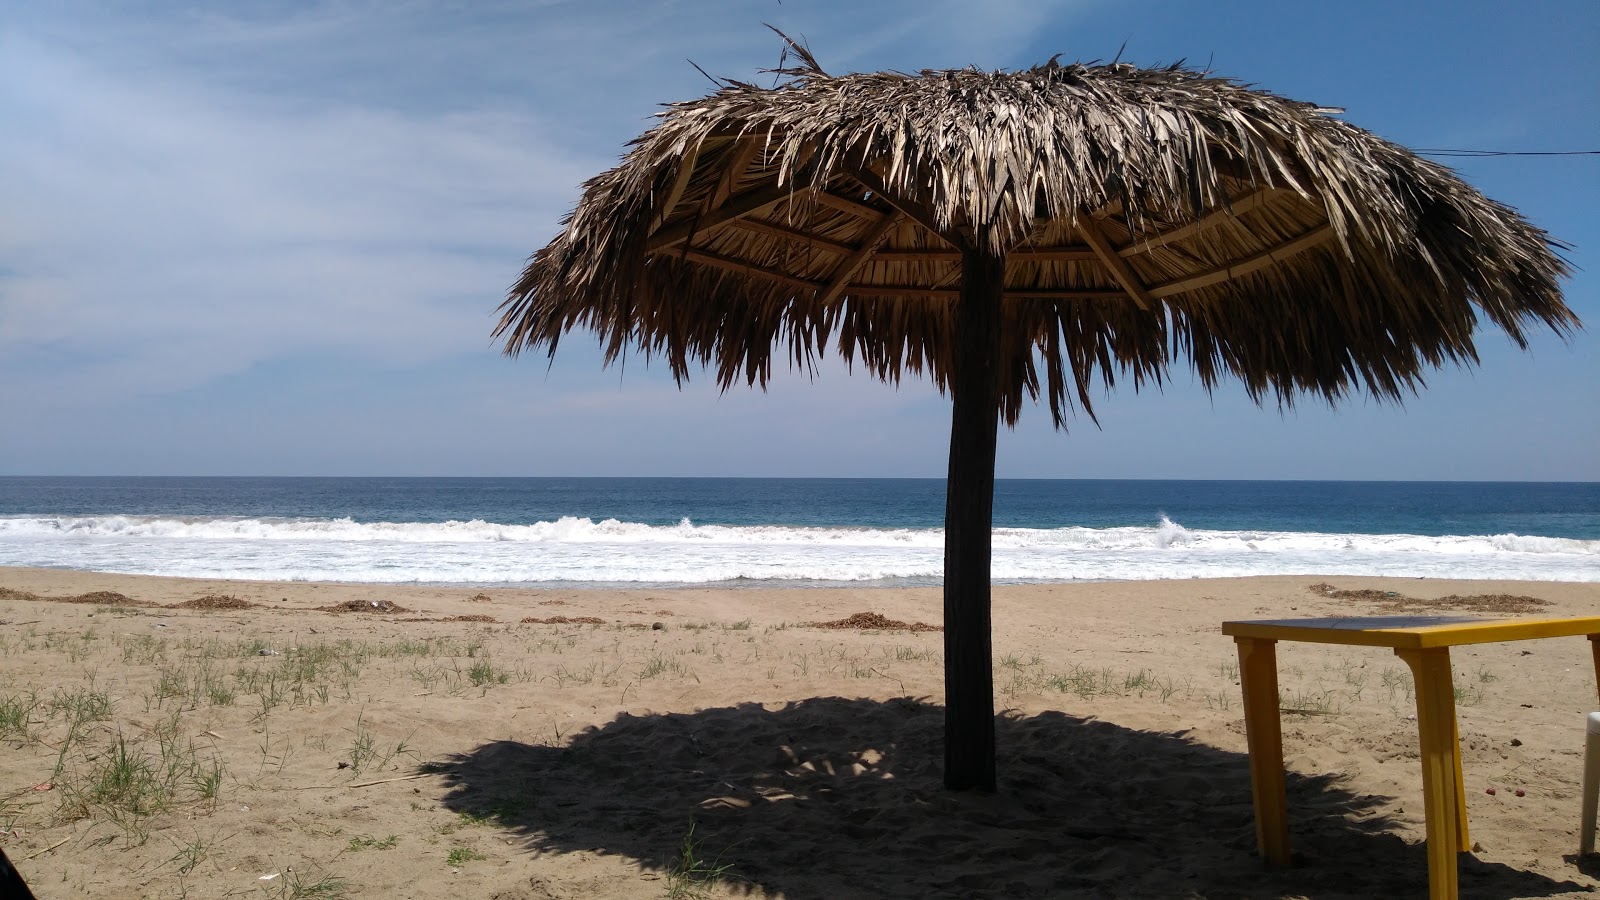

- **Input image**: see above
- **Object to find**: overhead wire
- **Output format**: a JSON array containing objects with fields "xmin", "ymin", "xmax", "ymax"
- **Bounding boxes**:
[{"xmin": 1415, "ymin": 149, "xmax": 1600, "ymax": 158}]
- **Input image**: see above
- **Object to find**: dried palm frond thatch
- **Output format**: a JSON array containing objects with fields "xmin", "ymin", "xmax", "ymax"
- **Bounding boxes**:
[
  {"xmin": 495, "ymin": 45, "xmax": 1575, "ymax": 793},
  {"xmin": 498, "ymin": 53, "xmax": 1574, "ymax": 427}
]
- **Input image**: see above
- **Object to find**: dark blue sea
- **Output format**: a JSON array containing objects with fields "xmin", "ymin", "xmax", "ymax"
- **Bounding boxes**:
[{"xmin": 0, "ymin": 477, "xmax": 1594, "ymax": 585}]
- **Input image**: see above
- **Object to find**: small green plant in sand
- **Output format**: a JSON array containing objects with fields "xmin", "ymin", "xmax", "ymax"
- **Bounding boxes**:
[
  {"xmin": 91, "ymin": 736, "xmax": 164, "ymax": 814},
  {"xmin": 120, "ymin": 634, "xmax": 169, "ymax": 665},
  {"xmin": 446, "ymin": 846, "xmax": 485, "ymax": 867},
  {"xmin": 467, "ymin": 659, "xmax": 509, "ymax": 687},
  {"xmin": 1280, "ymin": 688, "xmax": 1344, "ymax": 717},
  {"xmin": 665, "ymin": 819, "xmax": 735, "ymax": 900},
  {"xmin": 193, "ymin": 755, "xmax": 226, "ymax": 804},
  {"xmin": 50, "ymin": 684, "xmax": 114, "ymax": 729},
  {"xmin": 890, "ymin": 644, "xmax": 938, "ymax": 662},
  {"xmin": 345, "ymin": 834, "xmax": 398, "ymax": 853},
  {"xmin": 0, "ymin": 691, "xmax": 38, "ymax": 738},
  {"xmin": 48, "ymin": 720, "xmax": 228, "ymax": 847},
  {"xmin": 1379, "ymin": 667, "xmax": 1414, "ymax": 702},
  {"xmin": 12, "ymin": 668, "xmax": 222, "ymax": 843},
  {"xmin": 345, "ymin": 713, "xmax": 378, "ymax": 775},
  {"xmin": 1337, "ymin": 658, "xmax": 1368, "ymax": 691},
  {"xmin": 263, "ymin": 867, "xmax": 349, "ymax": 900},
  {"xmin": 638, "ymin": 654, "xmax": 695, "ymax": 681},
  {"xmin": 165, "ymin": 831, "xmax": 215, "ymax": 875},
  {"xmin": 455, "ymin": 798, "xmax": 521, "ymax": 829},
  {"xmin": 338, "ymin": 713, "xmax": 417, "ymax": 777}
]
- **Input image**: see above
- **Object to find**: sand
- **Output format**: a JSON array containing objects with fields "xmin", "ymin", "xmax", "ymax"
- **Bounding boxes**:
[{"xmin": 1, "ymin": 567, "xmax": 1598, "ymax": 899}]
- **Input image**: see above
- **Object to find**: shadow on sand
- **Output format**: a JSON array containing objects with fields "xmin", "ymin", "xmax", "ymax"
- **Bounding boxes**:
[{"xmin": 440, "ymin": 697, "xmax": 1585, "ymax": 898}]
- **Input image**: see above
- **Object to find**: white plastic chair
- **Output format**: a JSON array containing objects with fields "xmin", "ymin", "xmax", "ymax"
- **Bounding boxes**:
[{"xmin": 1582, "ymin": 712, "xmax": 1600, "ymax": 854}]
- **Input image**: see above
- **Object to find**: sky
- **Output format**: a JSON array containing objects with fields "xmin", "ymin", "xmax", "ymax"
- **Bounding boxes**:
[{"xmin": 1, "ymin": 0, "xmax": 1596, "ymax": 480}]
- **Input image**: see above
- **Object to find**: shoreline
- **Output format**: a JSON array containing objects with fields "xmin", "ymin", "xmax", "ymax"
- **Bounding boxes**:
[
  {"xmin": 4, "ymin": 567, "xmax": 1599, "ymax": 633},
  {"xmin": 2, "ymin": 567, "xmax": 1598, "ymax": 897},
  {"xmin": 1, "ymin": 565, "xmax": 1597, "ymax": 594}
]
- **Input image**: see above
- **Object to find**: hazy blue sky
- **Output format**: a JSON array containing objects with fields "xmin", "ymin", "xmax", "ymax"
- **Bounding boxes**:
[{"xmin": 2, "ymin": 0, "xmax": 1596, "ymax": 480}]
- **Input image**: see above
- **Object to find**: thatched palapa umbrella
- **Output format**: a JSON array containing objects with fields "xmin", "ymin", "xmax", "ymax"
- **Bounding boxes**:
[{"xmin": 495, "ymin": 40, "xmax": 1576, "ymax": 792}]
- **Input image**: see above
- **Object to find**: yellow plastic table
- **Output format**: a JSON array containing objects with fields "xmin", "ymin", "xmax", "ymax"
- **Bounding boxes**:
[{"xmin": 1221, "ymin": 615, "xmax": 1600, "ymax": 900}]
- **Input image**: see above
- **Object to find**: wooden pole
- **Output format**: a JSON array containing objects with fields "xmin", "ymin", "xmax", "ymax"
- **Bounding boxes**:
[{"xmin": 943, "ymin": 245, "xmax": 1003, "ymax": 792}]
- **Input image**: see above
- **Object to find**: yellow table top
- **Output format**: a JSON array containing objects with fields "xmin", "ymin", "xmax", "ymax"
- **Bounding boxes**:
[{"xmin": 1221, "ymin": 615, "xmax": 1600, "ymax": 649}]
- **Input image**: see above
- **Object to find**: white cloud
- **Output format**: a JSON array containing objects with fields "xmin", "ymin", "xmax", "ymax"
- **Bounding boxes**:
[{"xmin": 0, "ymin": 31, "xmax": 594, "ymax": 396}]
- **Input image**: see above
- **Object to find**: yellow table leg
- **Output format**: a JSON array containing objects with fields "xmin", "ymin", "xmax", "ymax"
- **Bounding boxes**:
[
  {"xmin": 1235, "ymin": 637, "xmax": 1290, "ymax": 865},
  {"xmin": 1398, "ymin": 647, "xmax": 1464, "ymax": 900},
  {"xmin": 1587, "ymin": 635, "xmax": 1600, "ymax": 704},
  {"xmin": 1451, "ymin": 702, "xmax": 1469, "ymax": 851}
]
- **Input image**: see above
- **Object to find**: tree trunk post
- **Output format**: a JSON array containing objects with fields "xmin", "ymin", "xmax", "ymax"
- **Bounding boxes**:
[{"xmin": 943, "ymin": 245, "xmax": 1003, "ymax": 792}]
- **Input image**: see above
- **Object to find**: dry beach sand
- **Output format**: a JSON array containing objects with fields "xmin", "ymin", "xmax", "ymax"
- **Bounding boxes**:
[{"xmin": 2, "ymin": 567, "xmax": 1599, "ymax": 899}]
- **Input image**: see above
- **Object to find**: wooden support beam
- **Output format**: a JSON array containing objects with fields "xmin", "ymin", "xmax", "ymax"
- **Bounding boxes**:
[
  {"xmin": 1149, "ymin": 224, "xmax": 1335, "ymax": 298},
  {"xmin": 646, "ymin": 179, "xmax": 815, "ymax": 253},
  {"xmin": 1123, "ymin": 187, "xmax": 1284, "ymax": 255},
  {"xmin": 677, "ymin": 248, "xmax": 822, "ymax": 292},
  {"xmin": 868, "ymin": 249, "xmax": 963, "ymax": 262},
  {"xmin": 843, "ymin": 286, "xmax": 1132, "ymax": 301},
  {"xmin": 1078, "ymin": 216, "xmax": 1155, "ymax": 310},
  {"xmin": 668, "ymin": 245, "xmax": 1143, "ymax": 302},
  {"xmin": 850, "ymin": 171, "xmax": 967, "ymax": 250},
  {"xmin": 659, "ymin": 239, "xmax": 1159, "ymax": 303},
  {"xmin": 1005, "ymin": 289, "xmax": 1130, "ymax": 301},
  {"xmin": 840, "ymin": 286, "xmax": 958, "ymax": 298},
  {"xmin": 1009, "ymin": 246, "xmax": 1099, "ymax": 262},
  {"xmin": 666, "ymin": 224, "xmax": 1333, "ymax": 305},
  {"xmin": 706, "ymin": 139, "xmax": 764, "ymax": 214},
  {"xmin": 649, "ymin": 143, "xmax": 700, "ymax": 234},
  {"xmin": 728, "ymin": 219, "xmax": 854, "ymax": 256},
  {"xmin": 871, "ymin": 246, "xmax": 1098, "ymax": 263},
  {"xmin": 665, "ymin": 255, "xmax": 1059, "ymax": 301},
  {"xmin": 812, "ymin": 190, "xmax": 888, "ymax": 222},
  {"xmin": 929, "ymin": 266, "xmax": 964, "ymax": 293},
  {"xmin": 1087, "ymin": 197, "xmax": 1125, "ymax": 220},
  {"xmin": 817, "ymin": 212, "xmax": 902, "ymax": 306}
]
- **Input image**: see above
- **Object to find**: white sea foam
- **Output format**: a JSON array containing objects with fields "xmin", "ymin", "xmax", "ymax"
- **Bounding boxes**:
[{"xmin": 0, "ymin": 514, "xmax": 1594, "ymax": 585}]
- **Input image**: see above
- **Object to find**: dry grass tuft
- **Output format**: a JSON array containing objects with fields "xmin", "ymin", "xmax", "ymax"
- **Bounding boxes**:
[
  {"xmin": 811, "ymin": 612, "xmax": 941, "ymax": 632},
  {"xmin": 521, "ymin": 615, "xmax": 606, "ymax": 625},
  {"xmin": 66, "ymin": 591, "xmax": 146, "ymax": 605},
  {"xmin": 171, "ymin": 595, "xmax": 260, "ymax": 610},
  {"xmin": 317, "ymin": 599, "xmax": 409, "ymax": 614},
  {"xmin": 1307, "ymin": 583, "xmax": 1549, "ymax": 615},
  {"xmin": 2, "ymin": 588, "xmax": 160, "ymax": 607}
]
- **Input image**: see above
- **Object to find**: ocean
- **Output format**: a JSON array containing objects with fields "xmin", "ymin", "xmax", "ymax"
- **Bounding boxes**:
[{"xmin": 0, "ymin": 477, "xmax": 1595, "ymax": 586}]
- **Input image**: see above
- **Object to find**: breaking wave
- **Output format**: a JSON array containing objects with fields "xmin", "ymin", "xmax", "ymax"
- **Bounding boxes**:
[{"xmin": 0, "ymin": 513, "xmax": 1593, "ymax": 585}]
